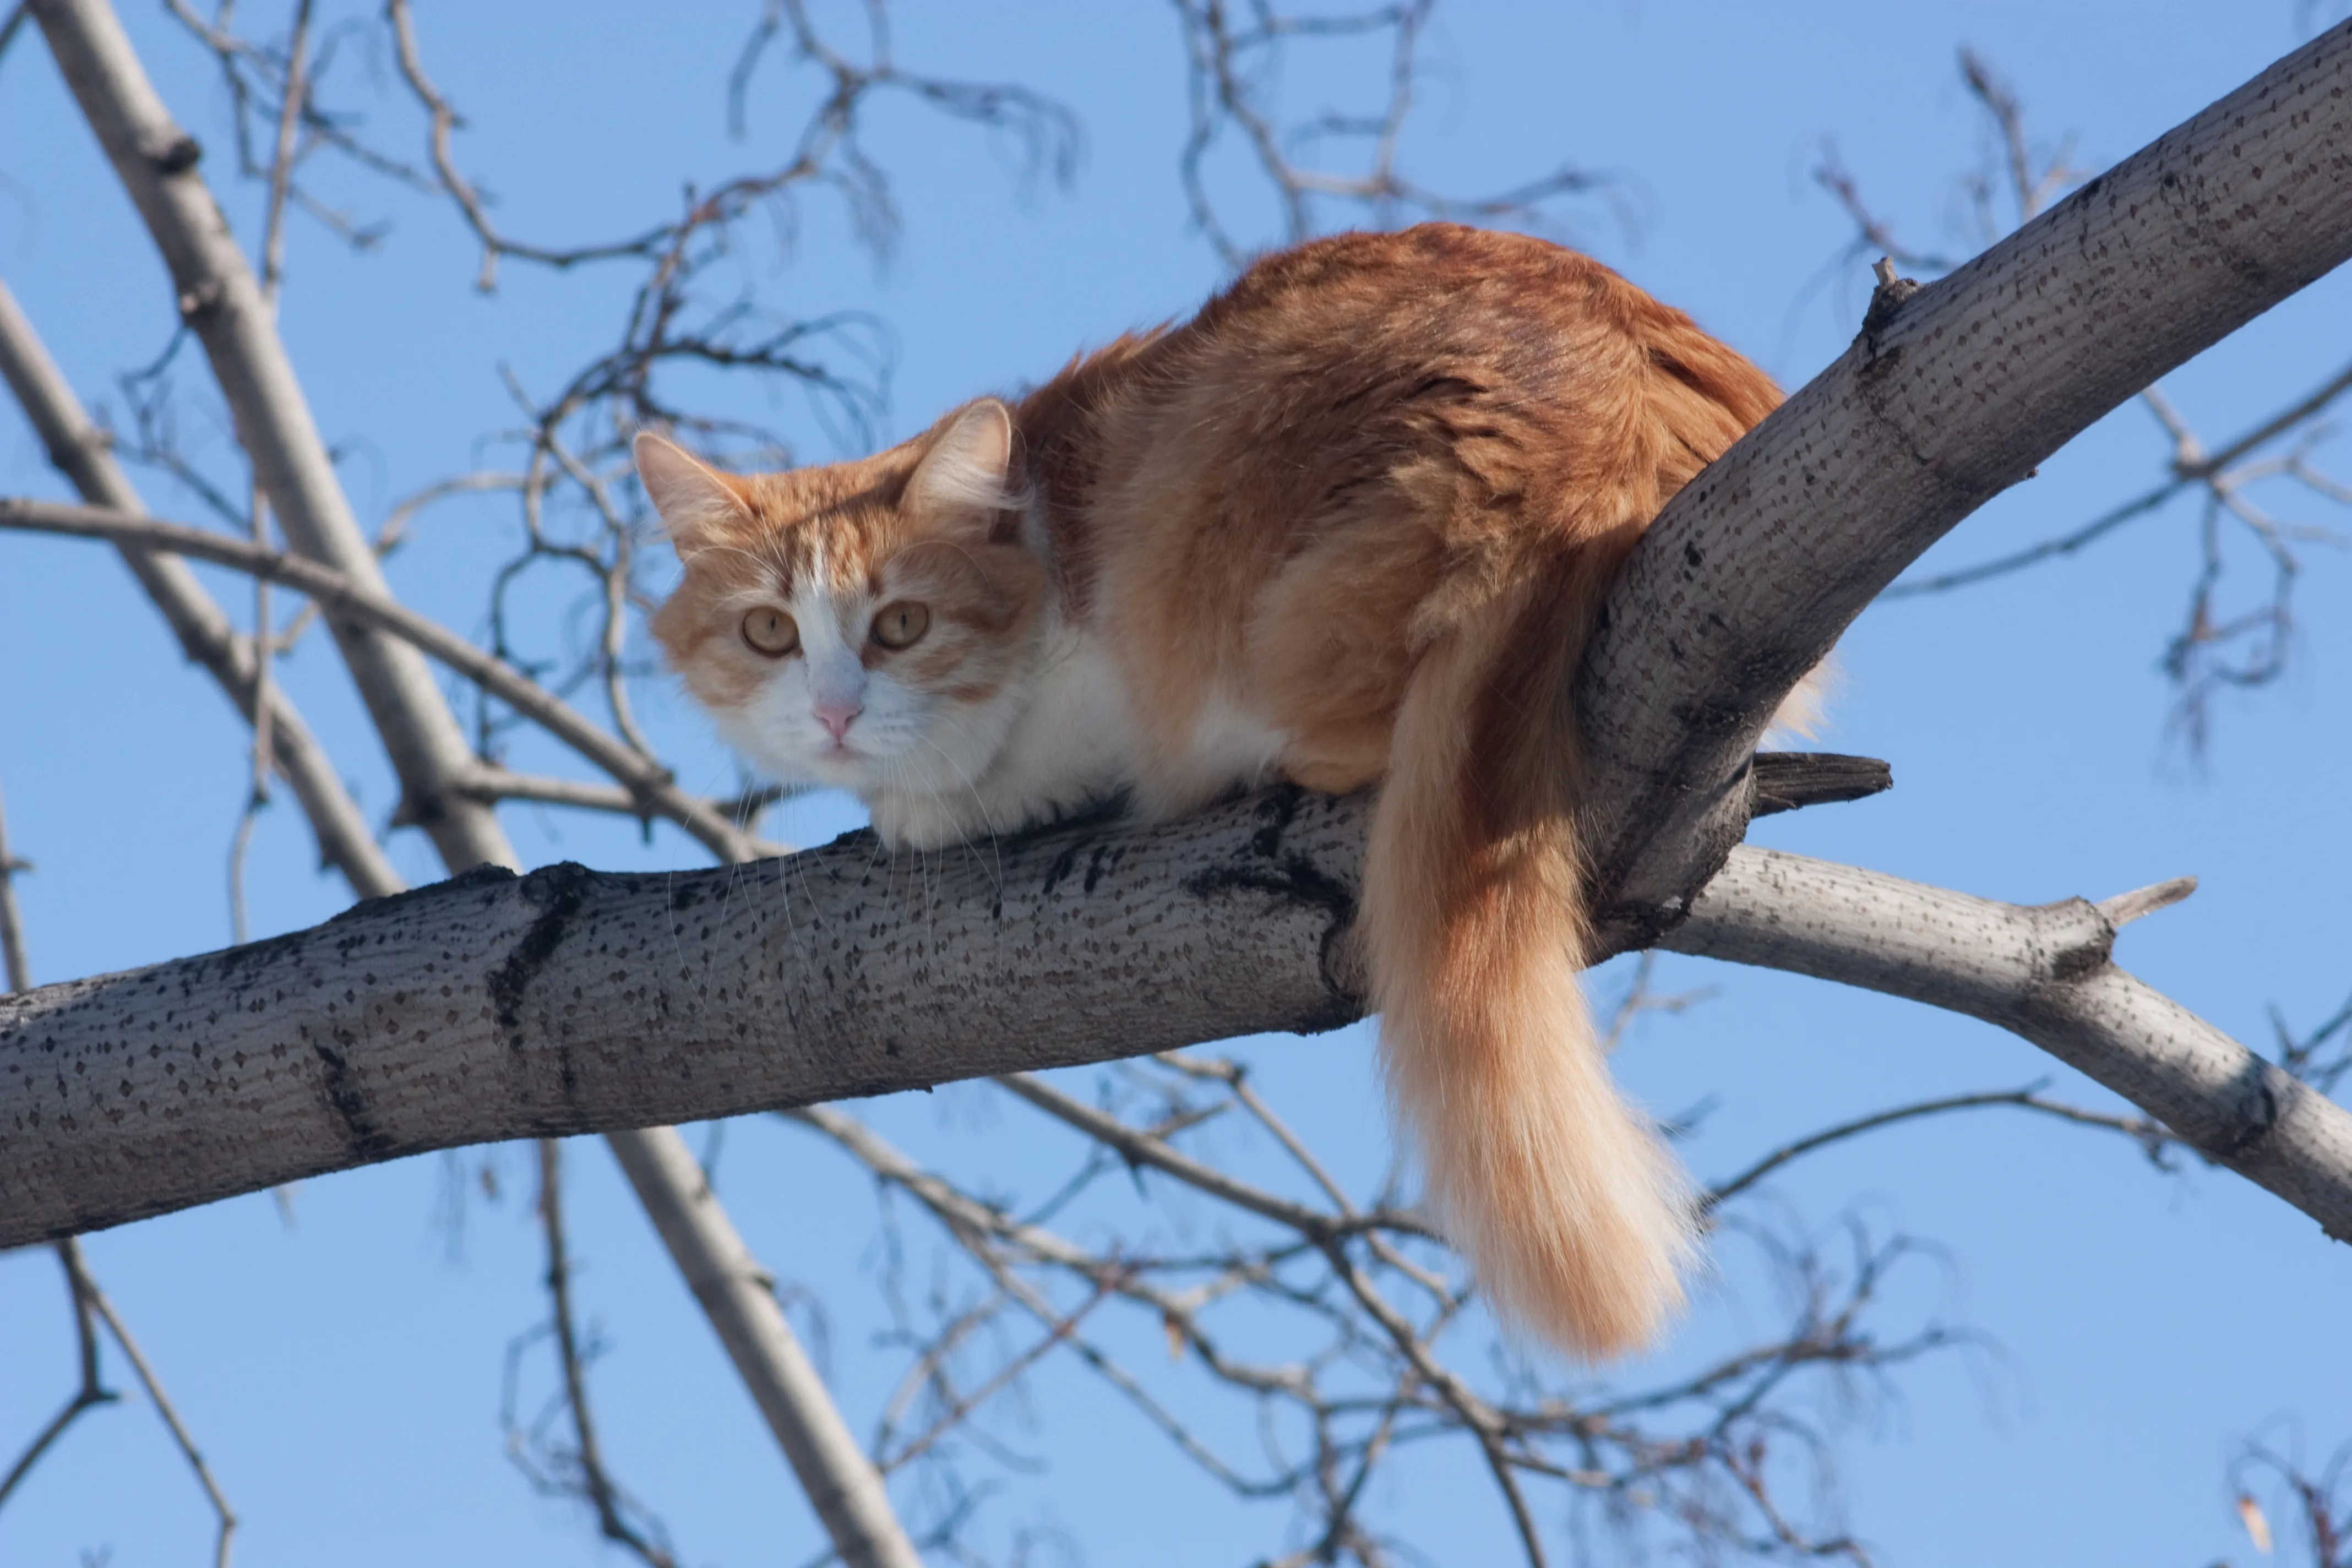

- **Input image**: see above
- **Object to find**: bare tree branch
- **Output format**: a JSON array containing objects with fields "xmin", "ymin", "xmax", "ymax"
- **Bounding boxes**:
[
  {"xmin": 16, "ymin": 7, "xmax": 925, "ymax": 1560},
  {"xmin": 388, "ymin": 0, "xmax": 1076, "ymax": 290},
  {"xmin": 0, "ymin": 777, "xmax": 31, "ymax": 997},
  {"xmin": 0, "ymin": 280, "xmax": 400, "ymax": 899},
  {"xmin": 1574, "ymin": 21, "xmax": 2352, "ymax": 941},
  {"xmin": 783, "ymin": 1086, "xmax": 1953, "ymax": 1561},
  {"xmin": 2231, "ymin": 1436, "xmax": 2352, "ymax": 1568},
  {"xmin": 1704, "ymin": 1086, "xmax": 2176, "ymax": 1211},
  {"xmin": 1662, "ymin": 847, "xmax": 2352, "ymax": 1240},
  {"xmin": 7, "ymin": 798, "xmax": 2345, "ymax": 1251},
  {"xmin": 608, "ymin": 1124, "xmax": 921, "ymax": 1568},
  {"xmin": 81, "ymin": 1245, "xmax": 240, "ymax": 1568},
  {"xmin": 0, "ymin": 1231, "xmax": 241, "ymax": 1568},
  {"xmin": 0, "ymin": 1239, "xmax": 117, "ymax": 1514},
  {"xmin": 0, "ymin": 498, "xmax": 771, "ymax": 863},
  {"xmin": 32, "ymin": 0, "xmax": 510, "ymax": 872},
  {"xmin": 0, "ymin": 837, "xmax": 122, "ymax": 1521},
  {"xmin": 1171, "ymin": 0, "xmax": 1614, "ymax": 269},
  {"xmin": 508, "ymin": 1138, "xmax": 682, "ymax": 1568},
  {"xmin": 1819, "ymin": 52, "xmax": 2352, "ymax": 745},
  {"xmin": 2278, "ymin": 992, "xmax": 2352, "ymax": 1099},
  {"xmin": 996, "ymin": 1071, "xmax": 1436, "ymax": 1245}
]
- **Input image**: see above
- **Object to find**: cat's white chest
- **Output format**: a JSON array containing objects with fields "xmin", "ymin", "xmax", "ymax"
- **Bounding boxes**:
[
  {"xmin": 925, "ymin": 626, "xmax": 1134, "ymax": 840},
  {"xmin": 1009, "ymin": 632, "xmax": 1134, "ymax": 786},
  {"xmin": 870, "ymin": 623, "xmax": 1286, "ymax": 847}
]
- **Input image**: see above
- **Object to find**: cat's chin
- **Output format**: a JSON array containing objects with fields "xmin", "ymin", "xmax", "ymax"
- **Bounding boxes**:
[{"xmin": 730, "ymin": 735, "xmax": 884, "ymax": 798}]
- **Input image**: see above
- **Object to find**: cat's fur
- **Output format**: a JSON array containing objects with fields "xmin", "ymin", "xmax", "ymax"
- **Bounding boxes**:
[{"xmin": 641, "ymin": 224, "xmax": 1785, "ymax": 1359}]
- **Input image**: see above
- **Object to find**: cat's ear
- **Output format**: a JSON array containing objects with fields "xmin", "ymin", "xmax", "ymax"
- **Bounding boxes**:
[
  {"xmin": 635, "ymin": 432, "xmax": 750, "ymax": 549},
  {"xmin": 905, "ymin": 399, "xmax": 1019, "ymax": 525}
]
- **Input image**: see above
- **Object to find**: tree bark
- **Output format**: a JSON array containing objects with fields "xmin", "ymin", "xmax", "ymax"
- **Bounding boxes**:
[
  {"xmin": 0, "ymin": 787, "xmax": 1364, "ymax": 1243},
  {"xmin": 1575, "ymin": 19, "xmax": 2352, "ymax": 948},
  {"xmin": 1660, "ymin": 849, "xmax": 2352, "ymax": 1241},
  {"xmin": 8, "ymin": 800, "xmax": 2351, "ymax": 1246}
]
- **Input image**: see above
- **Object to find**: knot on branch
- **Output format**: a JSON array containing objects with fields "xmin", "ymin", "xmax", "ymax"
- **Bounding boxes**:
[
  {"xmin": 1859, "ymin": 256, "xmax": 1921, "ymax": 360},
  {"xmin": 2031, "ymin": 876, "xmax": 2202, "ymax": 988},
  {"xmin": 174, "ymin": 280, "xmax": 226, "ymax": 325},
  {"xmin": 135, "ymin": 128, "xmax": 203, "ymax": 176},
  {"xmin": 388, "ymin": 786, "xmax": 444, "ymax": 831},
  {"xmin": 2204, "ymin": 1070, "xmax": 2282, "ymax": 1164},
  {"xmin": 2018, "ymin": 897, "xmax": 2121, "ymax": 985}
]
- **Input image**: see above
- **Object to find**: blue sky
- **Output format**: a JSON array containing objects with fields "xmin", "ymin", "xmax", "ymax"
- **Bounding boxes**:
[{"xmin": 2, "ymin": 3, "xmax": 2348, "ymax": 1565}]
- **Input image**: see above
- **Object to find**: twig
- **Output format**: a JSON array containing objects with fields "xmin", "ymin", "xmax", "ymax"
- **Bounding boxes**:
[
  {"xmin": 997, "ymin": 1071, "xmax": 1429, "ymax": 1243},
  {"xmin": 1172, "ymin": 0, "xmax": 1615, "ymax": 269},
  {"xmin": 228, "ymin": 477, "xmax": 273, "ymax": 946},
  {"xmin": 519, "ymin": 1139, "xmax": 680, "ymax": 1568},
  {"xmin": 0, "ymin": 777, "xmax": 30, "ymax": 994},
  {"xmin": 1880, "ymin": 478, "xmax": 2180, "ymax": 596},
  {"xmin": 0, "ymin": 1240, "xmax": 117, "ymax": 1512},
  {"xmin": 1706, "ymin": 1086, "xmax": 2177, "ymax": 1210},
  {"xmin": 255, "ymin": 0, "xmax": 313, "ymax": 303},
  {"xmin": 2229, "ymin": 1434, "xmax": 2352, "ymax": 1568},
  {"xmin": 0, "ymin": 499, "xmax": 760, "ymax": 862},
  {"xmin": 2277, "ymin": 990, "xmax": 2352, "ymax": 1098},
  {"xmin": 84, "ymin": 1260, "xmax": 239, "ymax": 1568}
]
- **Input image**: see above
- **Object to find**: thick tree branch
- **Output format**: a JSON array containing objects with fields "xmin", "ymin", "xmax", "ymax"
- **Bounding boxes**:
[
  {"xmin": 0, "ymin": 786, "xmax": 1363, "ymax": 1243},
  {"xmin": 7, "ymin": 796, "xmax": 2347, "ymax": 1245},
  {"xmin": 1576, "ymin": 20, "xmax": 2352, "ymax": 947},
  {"xmin": 1662, "ymin": 849, "xmax": 2352, "ymax": 1239}
]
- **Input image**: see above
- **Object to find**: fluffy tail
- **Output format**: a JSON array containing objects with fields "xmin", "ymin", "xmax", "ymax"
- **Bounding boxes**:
[{"xmin": 1363, "ymin": 556, "xmax": 1696, "ymax": 1360}]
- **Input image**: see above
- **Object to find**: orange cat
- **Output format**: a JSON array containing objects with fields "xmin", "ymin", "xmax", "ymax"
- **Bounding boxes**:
[{"xmin": 641, "ymin": 224, "xmax": 1783, "ymax": 1358}]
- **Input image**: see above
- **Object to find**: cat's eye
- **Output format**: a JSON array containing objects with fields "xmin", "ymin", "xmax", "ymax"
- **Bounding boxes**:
[
  {"xmin": 870, "ymin": 601, "xmax": 930, "ymax": 651},
  {"xmin": 740, "ymin": 607, "xmax": 799, "ymax": 658}
]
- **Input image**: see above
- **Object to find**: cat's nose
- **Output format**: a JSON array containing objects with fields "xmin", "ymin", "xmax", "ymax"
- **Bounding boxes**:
[{"xmin": 813, "ymin": 698, "xmax": 863, "ymax": 742}]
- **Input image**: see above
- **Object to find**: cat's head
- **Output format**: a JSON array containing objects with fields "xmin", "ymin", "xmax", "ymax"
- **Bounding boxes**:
[{"xmin": 640, "ymin": 400, "xmax": 1048, "ymax": 803}]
